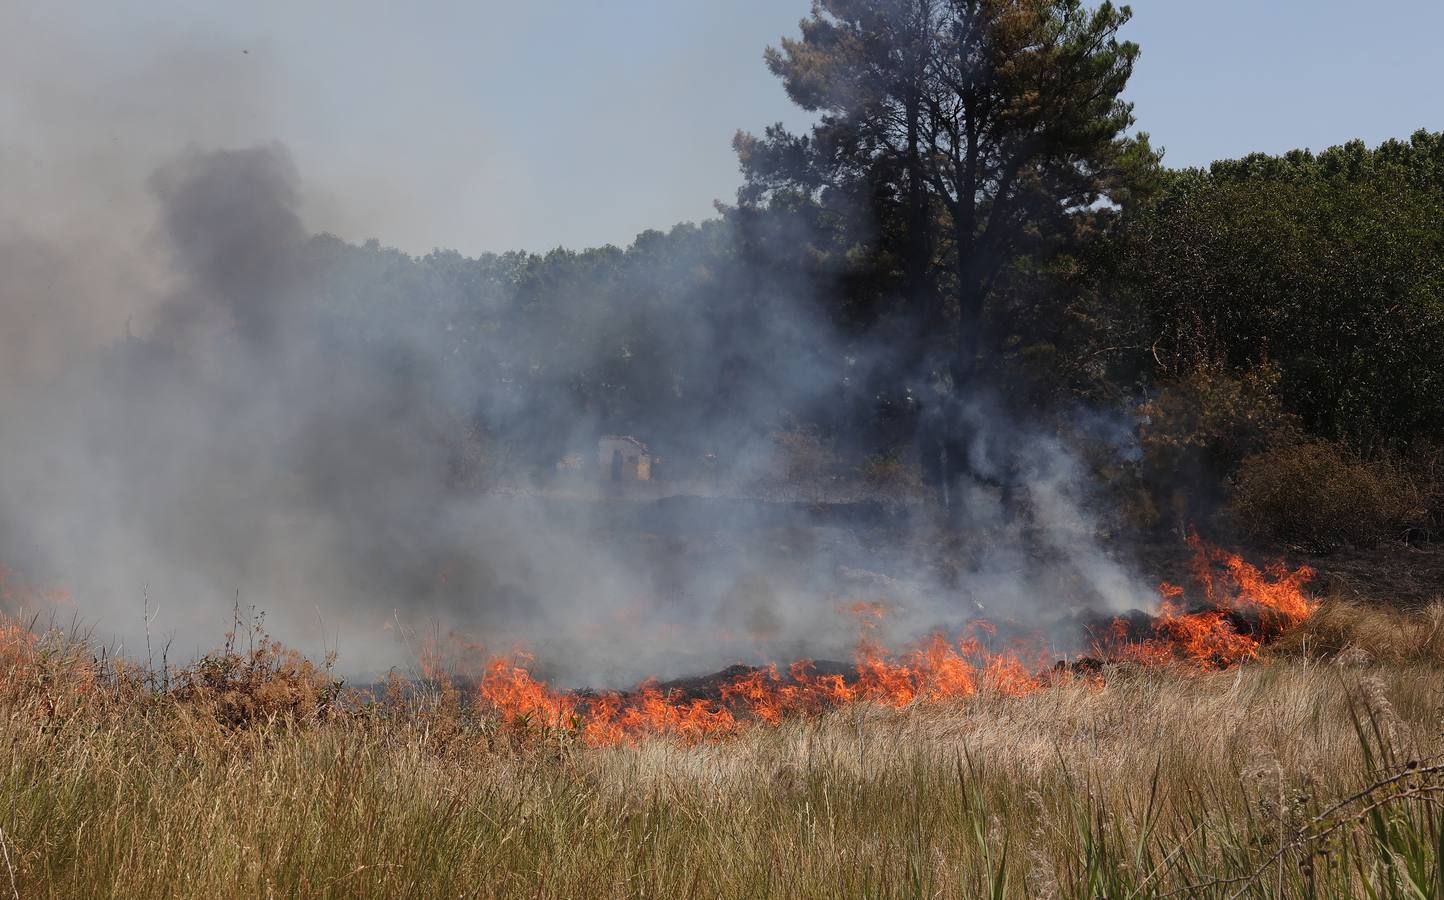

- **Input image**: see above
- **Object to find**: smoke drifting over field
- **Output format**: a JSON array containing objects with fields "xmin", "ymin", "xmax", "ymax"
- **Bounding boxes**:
[{"xmin": 0, "ymin": 57, "xmax": 1154, "ymax": 686}]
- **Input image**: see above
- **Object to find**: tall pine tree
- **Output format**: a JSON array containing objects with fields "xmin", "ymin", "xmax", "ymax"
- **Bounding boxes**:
[{"xmin": 738, "ymin": 0, "xmax": 1151, "ymax": 516}]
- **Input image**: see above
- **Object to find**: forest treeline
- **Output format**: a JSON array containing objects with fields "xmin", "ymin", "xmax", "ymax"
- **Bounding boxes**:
[{"xmin": 274, "ymin": 2, "xmax": 1444, "ymax": 551}]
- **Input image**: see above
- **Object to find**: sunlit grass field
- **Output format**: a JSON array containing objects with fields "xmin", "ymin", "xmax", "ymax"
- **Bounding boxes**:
[{"xmin": 2, "ymin": 598, "xmax": 1442, "ymax": 898}]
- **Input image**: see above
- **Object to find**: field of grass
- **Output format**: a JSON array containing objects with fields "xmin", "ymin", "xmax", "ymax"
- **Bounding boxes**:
[{"xmin": 2, "ymin": 598, "xmax": 1442, "ymax": 898}]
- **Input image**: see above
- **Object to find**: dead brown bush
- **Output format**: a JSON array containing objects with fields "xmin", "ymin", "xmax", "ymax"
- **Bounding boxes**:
[{"xmin": 1230, "ymin": 441, "xmax": 1425, "ymax": 552}]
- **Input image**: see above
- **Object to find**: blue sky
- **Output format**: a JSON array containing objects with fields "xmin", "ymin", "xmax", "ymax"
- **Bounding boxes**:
[{"xmin": 3, "ymin": 1, "xmax": 1442, "ymax": 255}]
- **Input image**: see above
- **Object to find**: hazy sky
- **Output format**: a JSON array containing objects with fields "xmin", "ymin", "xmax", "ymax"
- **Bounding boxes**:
[{"xmin": 3, "ymin": 0, "xmax": 1442, "ymax": 256}]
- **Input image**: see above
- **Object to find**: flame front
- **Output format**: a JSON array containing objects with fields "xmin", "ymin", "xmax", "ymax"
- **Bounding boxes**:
[{"xmin": 478, "ymin": 538, "xmax": 1317, "ymax": 745}]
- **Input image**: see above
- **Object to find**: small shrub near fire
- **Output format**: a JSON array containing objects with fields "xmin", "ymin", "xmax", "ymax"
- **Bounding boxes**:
[{"xmin": 169, "ymin": 631, "xmax": 342, "ymax": 729}]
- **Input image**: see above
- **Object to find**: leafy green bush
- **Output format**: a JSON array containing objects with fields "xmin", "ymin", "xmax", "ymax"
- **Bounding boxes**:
[{"xmin": 1138, "ymin": 362, "xmax": 1299, "ymax": 475}]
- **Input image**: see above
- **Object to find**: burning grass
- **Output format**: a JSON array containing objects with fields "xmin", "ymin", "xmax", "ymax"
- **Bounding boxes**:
[
  {"xmin": 2, "ymin": 552, "xmax": 1443, "ymax": 897},
  {"xmin": 474, "ymin": 537, "xmax": 1321, "ymax": 745}
]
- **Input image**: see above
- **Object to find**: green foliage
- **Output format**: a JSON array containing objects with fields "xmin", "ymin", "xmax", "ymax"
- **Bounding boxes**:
[
  {"xmin": 275, "ymin": 123, "xmax": 1444, "ymax": 539},
  {"xmin": 767, "ymin": 423, "xmax": 841, "ymax": 482},
  {"xmin": 983, "ymin": 234, "xmax": 1148, "ymax": 410},
  {"xmin": 1111, "ymin": 363, "xmax": 1300, "ymax": 531},
  {"xmin": 1123, "ymin": 131, "xmax": 1444, "ymax": 451}
]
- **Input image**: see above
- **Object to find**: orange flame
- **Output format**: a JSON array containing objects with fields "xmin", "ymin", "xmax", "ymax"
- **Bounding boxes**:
[{"xmin": 476, "ymin": 537, "xmax": 1317, "ymax": 745}]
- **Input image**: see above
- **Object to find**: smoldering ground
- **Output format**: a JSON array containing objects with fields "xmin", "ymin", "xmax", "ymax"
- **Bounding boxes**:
[{"xmin": 0, "ymin": 136, "xmax": 1157, "ymax": 685}]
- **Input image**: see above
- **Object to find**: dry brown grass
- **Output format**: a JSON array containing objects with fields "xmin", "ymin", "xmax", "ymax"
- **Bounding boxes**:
[
  {"xmin": 1, "ymin": 598, "xmax": 1442, "ymax": 898},
  {"xmin": 1271, "ymin": 596, "xmax": 1444, "ymax": 666}
]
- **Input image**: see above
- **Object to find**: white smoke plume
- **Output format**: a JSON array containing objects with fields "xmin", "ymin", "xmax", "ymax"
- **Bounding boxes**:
[{"xmin": 0, "ymin": 24, "xmax": 1155, "ymax": 688}]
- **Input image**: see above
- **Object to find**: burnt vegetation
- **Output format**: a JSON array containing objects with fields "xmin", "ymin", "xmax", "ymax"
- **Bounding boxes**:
[{"xmin": 3, "ymin": 0, "xmax": 1444, "ymax": 896}]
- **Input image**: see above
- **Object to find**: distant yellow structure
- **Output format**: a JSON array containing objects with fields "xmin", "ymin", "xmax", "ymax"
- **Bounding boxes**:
[{"xmin": 597, "ymin": 435, "xmax": 651, "ymax": 481}]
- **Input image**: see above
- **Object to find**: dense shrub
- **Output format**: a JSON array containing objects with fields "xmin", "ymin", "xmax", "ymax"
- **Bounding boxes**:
[
  {"xmin": 1119, "ymin": 363, "xmax": 1298, "ymax": 531},
  {"xmin": 858, "ymin": 452, "xmax": 925, "ymax": 500},
  {"xmin": 1230, "ymin": 441, "xmax": 1425, "ymax": 552},
  {"xmin": 1408, "ymin": 441, "xmax": 1444, "ymax": 539},
  {"xmin": 767, "ymin": 424, "xmax": 840, "ymax": 482},
  {"xmin": 1138, "ymin": 363, "xmax": 1299, "ymax": 475}
]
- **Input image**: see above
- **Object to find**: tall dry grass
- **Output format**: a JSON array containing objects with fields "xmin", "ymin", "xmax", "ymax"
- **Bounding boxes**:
[{"xmin": 1, "ymin": 600, "xmax": 1442, "ymax": 898}]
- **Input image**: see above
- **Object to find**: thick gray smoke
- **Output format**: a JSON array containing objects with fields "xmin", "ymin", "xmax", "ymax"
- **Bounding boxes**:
[{"xmin": 0, "ymin": 148, "xmax": 1155, "ymax": 686}]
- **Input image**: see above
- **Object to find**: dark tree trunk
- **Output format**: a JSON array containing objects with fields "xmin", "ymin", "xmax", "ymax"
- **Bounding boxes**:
[
  {"xmin": 904, "ymin": 93, "xmax": 934, "ymax": 327},
  {"xmin": 904, "ymin": 84, "xmax": 951, "ymax": 508},
  {"xmin": 934, "ymin": 230, "xmax": 988, "ymax": 526}
]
